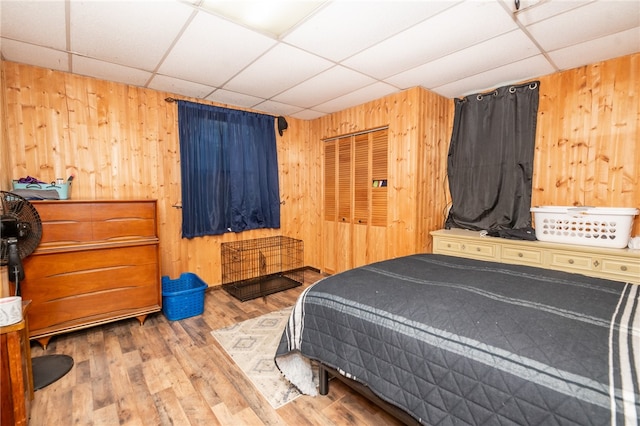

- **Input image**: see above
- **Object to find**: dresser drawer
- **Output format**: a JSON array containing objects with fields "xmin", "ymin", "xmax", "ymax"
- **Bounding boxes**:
[
  {"xmin": 599, "ymin": 256, "xmax": 640, "ymax": 284},
  {"xmin": 547, "ymin": 251, "xmax": 598, "ymax": 273},
  {"xmin": 501, "ymin": 245, "xmax": 544, "ymax": 266},
  {"xmin": 433, "ymin": 237, "xmax": 497, "ymax": 260}
]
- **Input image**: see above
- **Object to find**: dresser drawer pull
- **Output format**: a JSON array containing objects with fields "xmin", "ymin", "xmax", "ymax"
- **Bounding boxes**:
[
  {"xmin": 593, "ymin": 260, "xmax": 599, "ymax": 267},
  {"xmin": 620, "ymin": 265, "xmax": 628, "ymax": 271},
  {"xmin": 518, "ymin": 252, "xmax": 523, "ymax": 257},
  {"xmin": 461, "ymin": 245, "xmax": 466, "ymax": 250},
  {"xmin": 568, "ymin": 259, "xmax": 574, "ymax": 264},
  {"xmin": 447, "ymin": 243, "xmax": 451, "ymax": 248},
  {"xmin": 476, "ymin": 247, "xmax": 481, "ymax": 252}
]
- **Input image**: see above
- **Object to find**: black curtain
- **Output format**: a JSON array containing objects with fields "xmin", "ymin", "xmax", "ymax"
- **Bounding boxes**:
[
  {"xmin": 177, "ymin": 101, "xmax": 280, "ymax": 238},
  {"xmin": 445, "ymin": 81, "xmax": 539, "ymax": 231}
]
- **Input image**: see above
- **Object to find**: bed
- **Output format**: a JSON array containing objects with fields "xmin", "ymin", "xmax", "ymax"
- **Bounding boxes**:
[{"xmin": 275, "ymin": 253, "xmax": 640, "ymax": 425}]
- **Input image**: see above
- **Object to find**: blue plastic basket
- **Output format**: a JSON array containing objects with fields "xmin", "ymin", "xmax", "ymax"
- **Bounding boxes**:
[{"xmin": 162, "ymin": 273, "xmax": 208, "ymax": 321}]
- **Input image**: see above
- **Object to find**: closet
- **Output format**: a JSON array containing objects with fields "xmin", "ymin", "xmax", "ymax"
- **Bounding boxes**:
[{"xmin": 323, "ymin": 128, "xmax": 388, "ymax": 273}]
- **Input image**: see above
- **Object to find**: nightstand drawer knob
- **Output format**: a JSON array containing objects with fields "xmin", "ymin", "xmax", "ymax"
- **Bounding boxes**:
[
  {"xmin": 568, "ymin": 259, "xmax": 574, "ymax": 264},
  {"xmin": 621, "ymin": 265, "xmax": 628, "ymax": 271},
  {"xmin": 518, "ymin": 252, "xmax": 523, "ymax": 257}
]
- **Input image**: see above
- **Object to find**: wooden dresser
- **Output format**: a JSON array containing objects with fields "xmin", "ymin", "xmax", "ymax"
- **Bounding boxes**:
[
  {"xmin": 431, "ymin": 229, "xmax": 640, "ymax": 284},
  {"xmin": 21, "ymin": 200, "xmax": 161, "ymax": 348}
]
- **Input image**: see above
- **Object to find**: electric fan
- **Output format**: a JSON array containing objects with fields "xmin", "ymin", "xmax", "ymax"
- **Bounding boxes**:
[
  {"xmin": 0, "ymin": 190, "xmax": 73, "ymax": 390},
  {"xmin": 1, "ymin": 190, "xmax": 42, "ymax": 292}
]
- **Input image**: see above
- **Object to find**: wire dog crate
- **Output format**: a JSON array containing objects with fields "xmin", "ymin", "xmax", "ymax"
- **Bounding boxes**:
[{"xmin": 221, "ymin": 236, "xmax": 304, "ymax": 301}]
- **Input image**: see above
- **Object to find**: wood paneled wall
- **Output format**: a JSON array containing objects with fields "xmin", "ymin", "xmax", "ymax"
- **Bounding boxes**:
[
  {"xmin": 2, "ymin": 52, "xmax": 639, "ymax": 285},
  {"xmin": 533, "ymin": 54, "xmax": 640, "ymax": 217},
  {"xmin": 0, "ymin": 61, "xmax": 316, "ymax": 286}
]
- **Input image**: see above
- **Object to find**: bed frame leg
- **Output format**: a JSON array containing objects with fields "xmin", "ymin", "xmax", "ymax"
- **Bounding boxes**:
[{"xmin": 319, "ymin": 365, "xmax": 329, "ymax": 395}]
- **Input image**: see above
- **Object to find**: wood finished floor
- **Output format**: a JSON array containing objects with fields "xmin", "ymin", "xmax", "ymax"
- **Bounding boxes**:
[{"xmin": 28, "ymin": 270, "xmax": 404, "ymax": 426}]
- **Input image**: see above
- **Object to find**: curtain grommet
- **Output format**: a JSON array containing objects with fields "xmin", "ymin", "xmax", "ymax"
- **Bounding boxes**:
[
  {"xmin": 509, "ymin": 86, "xmax": 516, "ymax": 93},
  {"xmin": 477, "ymin": 94, "xmax": 483, "ymax": 101},
  {"xmin": 529, "ymin": 82, "xmax": 538, "ymax": 90}
]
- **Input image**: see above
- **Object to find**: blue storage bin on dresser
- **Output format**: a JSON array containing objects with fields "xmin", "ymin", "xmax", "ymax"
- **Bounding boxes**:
[{"xmin": 161, "ymin": 273, "xmax": 208, "ymax": 320}]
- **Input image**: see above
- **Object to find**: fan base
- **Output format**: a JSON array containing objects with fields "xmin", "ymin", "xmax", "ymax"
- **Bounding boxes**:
[{"xmin": 32, "ymin": 354, "xmax": 74, "ymax": 391}]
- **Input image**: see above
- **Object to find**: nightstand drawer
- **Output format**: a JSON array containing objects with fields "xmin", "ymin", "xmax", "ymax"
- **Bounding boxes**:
[{"xmin": 501, "ymin": 246, "xmax": 544, "ymax": 266}]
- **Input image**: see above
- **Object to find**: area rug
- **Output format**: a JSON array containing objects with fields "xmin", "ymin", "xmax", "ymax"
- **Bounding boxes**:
[{"xmin": 211, "ymin": 307, "xmax": 317, "ymax": 409}]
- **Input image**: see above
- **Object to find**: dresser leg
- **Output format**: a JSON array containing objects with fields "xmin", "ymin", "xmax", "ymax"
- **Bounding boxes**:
[
  {"xmin": 135, "ymin": 314, "xmax": 149, "ymax": 325},
  {"xmin": 33, "ymin": 336, "xmax": 52, "ymax": 350}
]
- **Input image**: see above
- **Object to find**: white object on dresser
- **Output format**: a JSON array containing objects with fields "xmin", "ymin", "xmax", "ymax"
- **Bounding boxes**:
[
  {"xmin": 0, "ymin": 296, "xmax": 22, "ymax": 326},
  {"xmin": 431, "ymin": 229, "xmax": 640, "ymax": 284},
  {"xmin": 530, "ymin": 206, "xmax": 638, "ymax": 249}
]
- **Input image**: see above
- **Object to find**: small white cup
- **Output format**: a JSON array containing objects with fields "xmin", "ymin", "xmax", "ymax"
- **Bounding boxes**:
[{"xmin": 0, "ymin": 296, "xmax": 23, "ymax": 326}]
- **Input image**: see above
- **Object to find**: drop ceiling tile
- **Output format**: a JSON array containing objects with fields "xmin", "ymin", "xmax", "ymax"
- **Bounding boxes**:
[
  {"xmin": 510, "ymin": 0, "xmax": 592, "ymax": 26},
  {"xmin": 549, "ymin": 26, "xmax": 640, "ymax": 70},
  {"xmin": 313, "ymin": 82, "xmax": 399, "ymax": 114},
  {"xmin": 223, "ymin": 43, "xmax": 334, "ymax": 99},
  {"xmin": 205, "ymin": 89, "xmax": 266, "ymax": 109},
  {"xmin": 290, "ymin": 109, "xmax": 326, "ymax": 120},
  {"xmin": 272, "ymin": 66, "xmax": 377, "ymax": 109},
  {"xmin": 0, "ymin": 1, "xmax": 66, "ymax": 50},
  {"xmin": 73, "ymin": 55, "xmax": 153, "ymax": 87},
  {"xmin": 527, "ymin": 0, "xmax": 640, "ymax": 51},
  {"xmin": 1, "ymin": 39, "xmax": 69, "ymax": 72},
  {"xmin": 388, "ymin": 29, "xmax": 541, "ymax": 91},
  {"xmin": 147, "ymin": 74, "xmax": 216, "ymax": 99},
  {"xmin": 343, "ymin": 0, "xmax": 517, "ymax": 79},
  {"xmin": 158, "ymin": 11, "xmax": 276, "ymax": 87},
  {"xmin": 433, "ymin": 54, "xmax": 555, "ymax": 99},
  {"xmin": 70, "ymin": 1, "xmax": 194, "ymax": 71},
  {"xmin": 251, "ymin": 99, "xmax": 305, "ymax": 117},
  {"xmin": 283, "ymin": 0, "xmax": 456, "ymax": 62}
]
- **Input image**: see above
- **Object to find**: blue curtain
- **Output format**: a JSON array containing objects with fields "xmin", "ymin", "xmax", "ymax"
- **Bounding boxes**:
[
  {"xmin": 445, "ymin": 81, "xmax": 539, "ymax": 232},
  {"xmin": 177, "ymin": 101, "xmax": 280, "ymax": 238}
]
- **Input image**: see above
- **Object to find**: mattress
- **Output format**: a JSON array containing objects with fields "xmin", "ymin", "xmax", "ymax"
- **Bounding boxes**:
[{"xmin": 275, "ymin": 254, "xmax": 640, "ymax": 425}]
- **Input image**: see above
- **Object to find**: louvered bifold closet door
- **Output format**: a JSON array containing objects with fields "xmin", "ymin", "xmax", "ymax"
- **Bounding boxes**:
[
  {"xmin": 371, "ymin": 129, "xmax": 388, "ymax": 227},
  {"xmin": 353, "ymin": 133, "xmax": 370, "ymax": 225},
  {"xmin": 337, "ymin": 137, "xmax": 352, "ymax": 223},
  {"xmin": 323, "ymin": 140, "xmax": 338, "ymax": 273},
  {"xmin": 322, "ymin": 130, "xmax": 388, "ymax": 274},
  {"xmin": 324, "ymin": 141, "xmax": 337, "ymax": 222}
]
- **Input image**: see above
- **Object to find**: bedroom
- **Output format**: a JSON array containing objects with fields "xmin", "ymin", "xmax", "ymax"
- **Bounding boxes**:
[{"xmin": 1, "ymin": 0, "xmax": 639, "ymax": 425}]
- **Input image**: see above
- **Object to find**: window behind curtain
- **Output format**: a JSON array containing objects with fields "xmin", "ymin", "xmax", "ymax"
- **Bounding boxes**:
[
  {"xmin": 445, "ymin": 81, "xmax": 540, "ymax": 231},
  {"xmin": 177, "ymin": 101, "xmax": 280, "ymax": 238}
]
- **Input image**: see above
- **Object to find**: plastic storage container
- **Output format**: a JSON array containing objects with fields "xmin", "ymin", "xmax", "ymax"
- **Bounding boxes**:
[
  {"xmin": 161, "ymin": 273, "xmax": 208, "ymax": 320},
  {"xmin": 530, "ymin": 206, "xmax": 639, "ymax": 249}
]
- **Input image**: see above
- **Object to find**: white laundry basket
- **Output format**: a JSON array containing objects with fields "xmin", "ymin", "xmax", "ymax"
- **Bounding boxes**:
[{"xmin": 530, "ymin": 206, "xmax": 639, "ymax": 249}]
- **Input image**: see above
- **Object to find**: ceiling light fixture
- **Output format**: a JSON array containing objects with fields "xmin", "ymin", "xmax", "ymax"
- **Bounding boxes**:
[{"xmin": 200, "ymin": 0, "xmax": 326, "ymax": 37}]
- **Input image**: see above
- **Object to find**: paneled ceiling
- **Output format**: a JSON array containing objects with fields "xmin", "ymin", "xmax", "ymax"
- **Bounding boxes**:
[{"xmin": 1, "ymin": 0, "xmax": 638, "ymax": 119}]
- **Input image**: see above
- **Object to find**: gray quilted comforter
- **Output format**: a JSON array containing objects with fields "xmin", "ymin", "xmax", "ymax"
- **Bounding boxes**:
[{"xmin": 275, "ymin": 254, "xmax": 640, "ymax": 425}]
